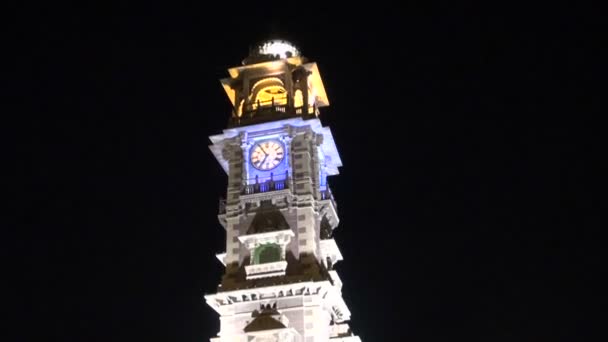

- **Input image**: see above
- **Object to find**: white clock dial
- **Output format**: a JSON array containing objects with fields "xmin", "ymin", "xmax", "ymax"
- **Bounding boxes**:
[{"xmin": 250, "ymin": 140, "xmax": 284, "ymax": 171}]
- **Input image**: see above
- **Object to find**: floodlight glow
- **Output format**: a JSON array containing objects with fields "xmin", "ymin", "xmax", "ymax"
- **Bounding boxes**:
[{"xmin": 258, "ymin": 40, "xmax": 300, "ymax": 59}]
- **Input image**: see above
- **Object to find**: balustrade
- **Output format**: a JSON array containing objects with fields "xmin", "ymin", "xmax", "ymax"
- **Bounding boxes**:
[{"xmin": 242, "ymin": 172, "xmax": 290, "ymax": 195}]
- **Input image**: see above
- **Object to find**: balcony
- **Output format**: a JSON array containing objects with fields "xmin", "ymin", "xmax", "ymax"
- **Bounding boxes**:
[
  {"xmin": 245, "ymin": 260, "xmax": 288, "ymax": 280},
  {"xmin": 319, "ymin": 188, "xmax": 337, "ymax": 209},
  {"xmin": 242, "ymin": 173, "xmax": 290, "ymax": 195},
  {"xmin": 220, "ymin": 180, "xmax": 337, "ymax": 217},
  {"xmin": 228, "ymin": 101, "xmax": 318, "ymax": 128}
]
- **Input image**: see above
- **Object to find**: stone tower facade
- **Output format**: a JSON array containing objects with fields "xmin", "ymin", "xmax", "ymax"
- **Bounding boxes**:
[{"xmin": 205, "ymin": 40, "xmax": 361, "ymax": 342}]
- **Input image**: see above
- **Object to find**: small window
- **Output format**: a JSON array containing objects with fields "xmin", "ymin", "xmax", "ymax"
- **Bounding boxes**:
[{"xmin": 253, "ymin": 243, "xmax": 282, "ymax": 264}]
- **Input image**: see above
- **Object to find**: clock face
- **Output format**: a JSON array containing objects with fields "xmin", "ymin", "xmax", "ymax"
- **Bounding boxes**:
[{"xmin": 250, "ymin": 140, "xmax": 285, "ymax": 171}]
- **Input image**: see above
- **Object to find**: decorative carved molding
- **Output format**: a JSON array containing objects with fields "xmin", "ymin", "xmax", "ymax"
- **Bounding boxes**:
[{"xmin": 245, "ymin": 261, "xmax": 288, "ymax": 280}]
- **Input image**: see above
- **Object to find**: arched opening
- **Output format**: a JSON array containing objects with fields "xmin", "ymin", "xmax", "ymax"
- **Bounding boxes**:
[
  {"xmin": 253, "ymin": 243, "xmax": 282, "ymax": 264},
  {"xmin": 249, "ymin": 78, "xmax": 287, "ymax": 110},
  {"xmin": 308, "ymin": 80, "xmax": 316, "ymax": 114},
  {"xmin": 294, "ymin": 89, "xmax": 304, "ymax": 108}
]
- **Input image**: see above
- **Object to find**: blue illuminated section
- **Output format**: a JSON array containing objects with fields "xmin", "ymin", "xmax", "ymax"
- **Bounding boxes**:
[
  {"xmin": 209, "ymin": 118, "xmax": 342, "ymax": 196},
  {"xmin": 246, "ymin": 138, "xmax": 289, "ymax": 185},
  {"xmin": 319, "ymin": 168, "xmax": 327, "ymax": 191}
]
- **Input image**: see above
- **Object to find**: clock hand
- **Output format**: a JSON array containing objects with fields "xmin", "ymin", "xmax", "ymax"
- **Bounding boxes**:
[
  {"xmin": 258, "ymin": 154, "xmax": 268, "ymax": 167},
  {"xmin": 258, "ymin": 144, "xmax": 268, "ymax": 156}
]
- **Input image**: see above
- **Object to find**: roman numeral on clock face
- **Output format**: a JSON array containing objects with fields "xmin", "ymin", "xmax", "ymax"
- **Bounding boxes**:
[{"xmin": 249, "ymin": 140, "xmax": 285, "ymax": 171}]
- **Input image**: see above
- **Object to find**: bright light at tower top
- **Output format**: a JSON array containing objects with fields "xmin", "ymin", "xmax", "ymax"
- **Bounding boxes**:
[
  {"xmin": 242, "ymin": 39, "xmax": 301, "ymax": 65},
  {"xmin": 256, "ymin": 40, "xmax": 300, "ymax": 59}
]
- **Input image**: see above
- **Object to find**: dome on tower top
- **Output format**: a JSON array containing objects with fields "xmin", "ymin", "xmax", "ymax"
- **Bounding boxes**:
[
  {"xmin": 242, "ymin": 39, "xmax": 300, "ymax": 65},
  {"xmin": 256, "ymin": 39, "xmax": 300, "ymax": 58}
]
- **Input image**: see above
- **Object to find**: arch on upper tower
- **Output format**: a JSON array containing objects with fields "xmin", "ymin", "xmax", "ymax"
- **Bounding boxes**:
[
  {"xmin": 247, "ymin": 201, "xmax": 289, "ymax": 235},
  {"xmin": 254, "ymin": 243, "xmax": 282, "ymax": 264},
  {"xmin": 320, "ymin": 215, "xmax": 333, "ymax": 240},
  {"xmin": 293, "ymin": 89, "xmax": 303, "ymax": 108},
  {"xmin": 249, "ymin": 77, "xmax": 288, "ymax": 109}
]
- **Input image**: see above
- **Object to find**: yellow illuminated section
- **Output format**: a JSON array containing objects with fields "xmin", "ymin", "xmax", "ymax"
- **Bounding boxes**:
[
  {"xmin": 250, "ymin": 77, "xmax": 287, "ymax": 109},
  {"xmin": 306, "ymin": 63, "xmax": 328, "ymax": 107},
  {"xmin": 219, "ymin": 57, "xmax": 330, "ymax": 117},
  {"xmin": 307, "ymin": 78, "xmax": 316, "ymax": 113},
  {"xmin": 237, "ymin": 99, "xmax": 244, "ymax": 116},
  {"xmin": 294, "ymin": 89, "xmax": 303, "ymax": 107},
  {"xmin": 255, "ymin": 86, "xmax": 287, "ymax": 105}
]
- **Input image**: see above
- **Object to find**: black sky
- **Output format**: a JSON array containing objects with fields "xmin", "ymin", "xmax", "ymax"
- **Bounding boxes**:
[{"xmin": 9, "ymin": 2, "xmax": 604, "ymax": 342}]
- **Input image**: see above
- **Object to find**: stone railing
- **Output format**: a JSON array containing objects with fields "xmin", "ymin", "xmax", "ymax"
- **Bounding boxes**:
[
  {"xmin": 242, "ymin": 179, "xmax": 289, "ymax": 195},
  {"xmin": 245, "ymin": 261, "xmax": 288, "ymax": 280},
  {"xmin": 228, "ymin": 102, "xmax": 318, "ymax": 127},
  {"xmin": 319, "ymin": 188, "xmax": 337, "ymax": 209},
  {"xmin": 242, "ymin": 173, "xmax": 290, "ymax": 195}
]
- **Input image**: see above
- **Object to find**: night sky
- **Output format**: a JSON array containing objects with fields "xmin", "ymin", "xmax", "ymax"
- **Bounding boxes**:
[{"xmin": 11, "ymin": 3, "xmax": 603, "ymax": 342}]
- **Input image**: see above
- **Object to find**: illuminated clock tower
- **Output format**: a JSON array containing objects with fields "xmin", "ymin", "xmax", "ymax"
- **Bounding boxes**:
[{"xmin": 205, "ymin": 40, "xmax": 361, "ymax": 342}]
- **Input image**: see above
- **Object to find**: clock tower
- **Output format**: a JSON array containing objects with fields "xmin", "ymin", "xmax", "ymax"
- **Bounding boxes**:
[{"xmin": 205, "ymin": 39, "xmax": 361, "ymax": 342}]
